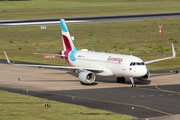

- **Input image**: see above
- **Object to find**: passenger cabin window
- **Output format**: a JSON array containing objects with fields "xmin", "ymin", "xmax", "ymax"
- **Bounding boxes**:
[{"xmin": 130, "ymin": 62, "xmax": 145, "ymax": 66}]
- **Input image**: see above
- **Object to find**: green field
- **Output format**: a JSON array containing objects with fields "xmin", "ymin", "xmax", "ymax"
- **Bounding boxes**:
[
  {"xmin": 0, "ymin": 0, "xmax": 180, "ymax": 20},
  {"xmin": 0, "ymin": 90, "xmax": 135, "ymax": 120}
]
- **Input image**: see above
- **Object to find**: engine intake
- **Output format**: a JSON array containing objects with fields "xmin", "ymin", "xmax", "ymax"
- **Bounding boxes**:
[
  {"xmin": 136, "ymin": 71, "xmax": 150, "ymax": 81},
  {"xmin": 78, "ymin": 71, "xmax": 96, "ymax": 84}
]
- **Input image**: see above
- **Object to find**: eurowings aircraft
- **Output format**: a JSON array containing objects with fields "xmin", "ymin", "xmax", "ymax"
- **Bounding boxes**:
[{"xmin": 4, "ymin": 19, "xmax": 176, "ymax": 87}]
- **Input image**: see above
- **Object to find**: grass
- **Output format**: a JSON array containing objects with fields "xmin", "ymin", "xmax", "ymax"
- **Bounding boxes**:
[
  {"xmin": 0, "ymin": 90, "xmax": 135, "ymax": 120},
  {"xmin": 0, "ymin": 0, "xmax": 180, "ymax": 20},
  {"xmin": 9, "ymin": 39, "xmax": 14, "ymax": 43},
  {"xmin": 0, "ymin": 18, "xmax": 180, "ymax": 70},
  {"xmin": 168, "ymin": 38, "xmax": 173, "ymax": 40}
]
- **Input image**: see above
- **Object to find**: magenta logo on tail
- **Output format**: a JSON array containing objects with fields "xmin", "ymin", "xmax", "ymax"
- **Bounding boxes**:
[
  {"xmin": 63, "ymin": 35, "xmax": 72, "ymax": 51},
  {"xmin": 59, "ymin": 35, "xmax": 72, "ymax": 64},
  {"xmin": 59, "ymin": 50, "xmax": 70, "ymax": 64}
]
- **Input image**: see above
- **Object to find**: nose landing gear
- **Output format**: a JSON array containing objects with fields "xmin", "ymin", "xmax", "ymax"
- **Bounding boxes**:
[
  {"xmin": 129, "ymin": 77, "xmax": 136, "ymax": 88},
  {"xmin": 117, "ymin": 77, "xmax": 136, "ymax": 88}
]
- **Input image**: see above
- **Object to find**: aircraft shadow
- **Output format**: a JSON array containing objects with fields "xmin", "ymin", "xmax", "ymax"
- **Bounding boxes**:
[
  {"xmin": 42, "ymin": 72, "xmax": 151, "ymax": 85},
  {"xmin": 42, "ymin": 70, "xmax": 178, "ymax": 86},
  {"xmin": 20, "ymin": 79, "xmax": 99, "ymax": 86},
  {"xmin": 96, "ymin": 76, "xmax": 151, "ymax": 85},
  {"xmin": 81, "ymin": 83, "xmax": 98, "ymax": 86},
  {"xmin": 122, "ymin": 79, "xmax": 151, "ymax": 85}
]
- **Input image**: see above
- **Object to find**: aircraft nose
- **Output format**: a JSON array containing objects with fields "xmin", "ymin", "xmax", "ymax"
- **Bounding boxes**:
[
  {"xmin": 140, "ymin": 66, "xmax": 148, "ymax": 76},
  {"xmin": 131, "ymin": 66, "xmax": 148, "ymax": 77}
]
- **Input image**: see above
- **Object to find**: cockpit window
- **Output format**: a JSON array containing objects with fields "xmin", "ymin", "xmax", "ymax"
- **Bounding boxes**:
[
  {"xmin": 130, "ymin": 62, "xmax": 145, "ymax": 66},
  {"xmin": 137, "ymin": 63, "xmax": 141, "ymax": 65}
]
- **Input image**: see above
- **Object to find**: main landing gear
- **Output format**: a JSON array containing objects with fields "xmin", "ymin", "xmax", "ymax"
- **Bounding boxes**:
[
  {"xmin": 117, "ymin": 77, "xmax": 125, "ymax": 83},
  {"xmin": 129, "ymin": 77, "xmax": 136, "ymax": 88}
]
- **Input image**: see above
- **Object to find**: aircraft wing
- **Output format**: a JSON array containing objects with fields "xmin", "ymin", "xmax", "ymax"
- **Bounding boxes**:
[
  {"xmin": 144, "ymin": 44, "xmax": 176, "ymax": 64},
  {"xmin": 33, "ymin": 53, "xmax": 65, "ymax": 57},
  {"xmin": 4, "ymin": 51, "xmax": 103, "ymax": 72}
]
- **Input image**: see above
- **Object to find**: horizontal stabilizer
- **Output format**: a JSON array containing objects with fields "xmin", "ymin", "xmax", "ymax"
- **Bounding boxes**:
[{"xmin": 33, "ymin": 53, "xmax": 65, "ymax": 57}]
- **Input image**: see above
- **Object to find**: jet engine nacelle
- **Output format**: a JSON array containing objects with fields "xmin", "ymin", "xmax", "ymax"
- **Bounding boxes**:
[
  {"xmin": 78, "ymin": 71, "xmax": 96, "ymax": 84},
  {"xmin": 136, "ymin": 71, "xmax": 150, "ymax": 81}
]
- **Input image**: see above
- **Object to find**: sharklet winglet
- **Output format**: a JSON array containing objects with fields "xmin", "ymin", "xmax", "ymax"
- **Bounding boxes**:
[
  {"xmin": 144, "ymin": 44, "xmax": 176, "ymax": 64},
  {"xmin": 4, "ymin": 51, "xmax": 11, "ymax": 64},
  {"xmin": 172, "ymin": 44, "xmax": 176, "ymax": 57}
]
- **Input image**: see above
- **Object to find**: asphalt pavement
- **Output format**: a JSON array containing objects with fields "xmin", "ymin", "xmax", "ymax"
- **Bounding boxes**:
[
  {"xmin": 0, "ymin": 12, "xmax": 180, "ymax": 27},
  {"xmin": 1, "ymin": 84, "xmax": 180, "ymax": 118}
]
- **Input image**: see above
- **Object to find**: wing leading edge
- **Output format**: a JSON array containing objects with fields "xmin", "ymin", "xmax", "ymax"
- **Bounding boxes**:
[
  {"xmin": 144, "ymin": 44, "xmax": 176, "ymax": 64},
  {"xmin": 4, "ymin": 51, "xmax": 103, "ymax": 72}
]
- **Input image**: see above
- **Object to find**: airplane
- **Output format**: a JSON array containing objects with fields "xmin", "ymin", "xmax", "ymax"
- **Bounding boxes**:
[{"xmin": 4, "ymin": 19, "xmax": 176, "ymax": 88}]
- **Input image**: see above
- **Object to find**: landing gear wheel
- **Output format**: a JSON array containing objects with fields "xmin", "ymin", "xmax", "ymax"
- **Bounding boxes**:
[
  {"xmin": 131, "ymin": 84, "xmax": 136, "ymax": 88},
  {"xmin": 117, "ymin": 77, "xmax": 125, "ymax": 83},
  {"xmin": 117, "ymin": 77, "xmax": 120, "ymax": 83},
  {"xmin": 122, "ymin": 77, "xmax": 125, "ymax": 83}
]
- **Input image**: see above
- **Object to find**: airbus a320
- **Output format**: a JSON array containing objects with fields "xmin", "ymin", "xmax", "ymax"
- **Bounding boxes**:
[{"xmin": 4, "ymin": 19, "xmax": 176, "ymax": 87}]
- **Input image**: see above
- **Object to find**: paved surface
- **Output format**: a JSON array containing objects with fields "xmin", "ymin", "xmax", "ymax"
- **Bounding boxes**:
[
  {"xmin": 136, "ymin": 114, "xmax": 180, "ymax": 120},
  {"xmin": 0, "ymin": 12, "xmax": 180, "ymax": 27},
  {"xmin": 1, "ymin": 63, "xmax": 180, "ymax": 119}
]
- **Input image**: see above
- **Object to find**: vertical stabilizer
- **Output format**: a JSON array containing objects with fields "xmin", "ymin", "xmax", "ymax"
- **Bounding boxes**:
[{"xmin": 60, "ymin": 19, "xmax": 77, "ymax": 51}]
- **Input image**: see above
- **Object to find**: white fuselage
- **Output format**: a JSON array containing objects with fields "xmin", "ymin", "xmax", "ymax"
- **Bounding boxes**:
[{"xmin": 68, "ymin": 50, "xmax": 148, "ymax": 78}]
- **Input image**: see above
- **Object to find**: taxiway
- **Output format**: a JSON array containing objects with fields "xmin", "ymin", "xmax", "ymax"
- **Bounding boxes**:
[{"xmin": 0, "ymin": 62, "xmax": 180, "ymax": 119}]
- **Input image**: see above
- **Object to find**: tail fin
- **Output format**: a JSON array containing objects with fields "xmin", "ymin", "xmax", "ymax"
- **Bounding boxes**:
[{"xmin": 60, "ymin": 19, "xmax": 77, "ymax": 51}]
